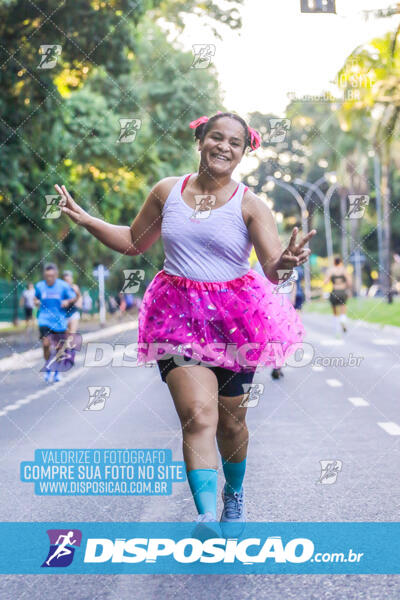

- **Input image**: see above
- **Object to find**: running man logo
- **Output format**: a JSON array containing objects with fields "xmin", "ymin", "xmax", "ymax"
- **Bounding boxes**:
[
  {"xmin": 346, "ymin": 195, "xmax": 369, "ymax": 219},
  {"xmin": 43, "ymin": 194, "xmax": 66, "ymax": 219},
  {"xmin": 273, "ymin": 269, "xmax": 298, "ymax": 294},
  {"xmin": 38, "ymin": 45, "xmax": 62, "ymax": 69},
  {"xmin": 121, "ymin": 269, "xmax": 145, "ymax": 293},
  {"xmin": 190, "ymin": 44, "xmax": 216, "ymax": 69},
  {"xmin": 85, "ymin": 386, "xmax": 111, "ymax": 411},
  {"xmin": 239, "ymin": 383, "xmax": 265, "ymax": 408},
  {"xmin": 268, "ymin": 119, "xmax": 291, "ymax": 143},
  {"xmin": 41, "ymin": 333, "xmax": 82, "ymax": 372},
  {"xmin": 190, "ymin": 195, "xmax": 216, "ymax": 221},
  {"xmin": 117, "ymin": 118, "xmax": 142, "ymax": 143},
  {"xmin": 317, "ymin": 460, "xmax": 342, "ymax": 484},
  {"xmin": 41, "ymin": 529, "xmax": 82, "ymax": 568}
]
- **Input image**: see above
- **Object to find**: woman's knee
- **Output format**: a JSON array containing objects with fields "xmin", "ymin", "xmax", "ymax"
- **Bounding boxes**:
[
  {"xmin": 181, "ymin": 404, "xmax": 218, "ymax": 435},
  {"xmin": 217, "ymin": 414, "xmax": 247, "ymax": 438}
]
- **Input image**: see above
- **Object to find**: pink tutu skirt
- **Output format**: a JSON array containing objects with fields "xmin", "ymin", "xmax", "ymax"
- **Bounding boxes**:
[{"xmin": 137, "ymin": 268, "xmax": 305, "ymax": 372}]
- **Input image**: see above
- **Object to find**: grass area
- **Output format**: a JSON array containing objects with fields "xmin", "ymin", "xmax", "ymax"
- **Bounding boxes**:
[{"xmin": 304, "ymin": 297, "xmax": 400, "ymax": 327}]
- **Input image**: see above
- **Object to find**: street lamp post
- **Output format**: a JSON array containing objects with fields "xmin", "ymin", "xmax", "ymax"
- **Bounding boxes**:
[
  {"xmin": 323, "ymin": 182, "xmax": 340, "ymax": 267},
  {"xmin": 294, "ymin": 177, "xmax": 332, "ymax": 262},
  {"xmin": 295, "ymin": 175, "xmax": 340, "ymax": 268},
  {"xmin": 266, "ymin": 176, "xmax": 311, "ymax": 301},
  {"xmin": 370, "ymin": 150, "xmax": 384, "ymax": 291}
]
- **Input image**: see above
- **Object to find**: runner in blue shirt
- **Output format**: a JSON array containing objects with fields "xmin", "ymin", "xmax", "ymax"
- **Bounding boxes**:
[{"xmin": 35, "ymin": 263, "xmax": 77, "ymax": 383}]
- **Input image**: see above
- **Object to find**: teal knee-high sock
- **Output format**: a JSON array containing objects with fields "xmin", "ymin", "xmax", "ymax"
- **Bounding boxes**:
[
  {"xmin": 186, "ymin": 468, "xmax": 218, "ymax": 517},
  {"xmin": 222, "ymin": 458, "xmax": 247, "ymax": 494}
]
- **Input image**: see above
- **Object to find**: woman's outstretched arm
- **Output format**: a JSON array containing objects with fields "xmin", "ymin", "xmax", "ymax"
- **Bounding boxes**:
[
  {"xmin": 54, "ymin": 180, "xmax": 169, "ymax": 256},
  {"xmin": 244, "ymin": 190, "xmax": 316, "ymax": 284}
]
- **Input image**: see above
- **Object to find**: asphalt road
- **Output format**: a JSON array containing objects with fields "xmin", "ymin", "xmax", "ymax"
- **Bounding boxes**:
[{"xmin": 1, "ymin": 312, "xmax": 400, "ymax": 599}]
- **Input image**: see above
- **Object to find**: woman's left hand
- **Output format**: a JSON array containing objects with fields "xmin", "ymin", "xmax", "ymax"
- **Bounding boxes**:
[{"xmin": 276, "ymin": 226, "xmax": 317, "ymax": 271}]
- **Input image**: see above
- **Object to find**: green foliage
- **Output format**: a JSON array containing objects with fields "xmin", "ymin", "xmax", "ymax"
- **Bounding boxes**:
[{"xmin": 0, "ymin": 0, "xmax": 226, "ymax": 294}]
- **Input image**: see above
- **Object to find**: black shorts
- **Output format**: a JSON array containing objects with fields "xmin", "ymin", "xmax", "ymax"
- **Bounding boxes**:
[
  {"xmin": 156, "ymin": 355, "xmax": 256, "ymax": 397},
  {"xmin": 329, "ymin": 289, "xmax": 348, "ymax": 306},
  {"xmin": 39, "ymin": 326, "xmax": 66, "ymax": 339},
  {"xmin": 24, "ymin": 307, "xmax": 33, "ymax": 319}
]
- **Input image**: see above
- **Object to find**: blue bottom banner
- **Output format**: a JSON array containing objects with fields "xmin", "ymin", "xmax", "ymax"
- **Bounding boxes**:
[{"xmin": 1, "ymin": 522, "xmax": 400, "ymax": 574}]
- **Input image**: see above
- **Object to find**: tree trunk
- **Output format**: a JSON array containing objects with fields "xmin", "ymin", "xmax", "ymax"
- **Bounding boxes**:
[
  {"xmin": 339, "ymin": 187, "xmax": 348, "ymax": 263},
  {"xmin": 381, "ymin": 158, "xmax": 392, "ymax": 303}
]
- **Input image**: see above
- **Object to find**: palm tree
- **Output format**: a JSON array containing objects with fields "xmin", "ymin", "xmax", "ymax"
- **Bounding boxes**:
[{"xmin": 338, "ymin": 29, "xmax": 400, "ymax": 301}]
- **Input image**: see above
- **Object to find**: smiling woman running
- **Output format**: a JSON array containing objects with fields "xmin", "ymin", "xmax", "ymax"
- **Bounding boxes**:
[{"xmin": 55, "ymin": 111, "xmax": 316, "ymax": 533}]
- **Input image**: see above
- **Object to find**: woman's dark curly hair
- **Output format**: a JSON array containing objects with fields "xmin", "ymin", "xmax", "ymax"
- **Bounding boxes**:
[{"xmin": 192, "ymin": 112, "xmax": 253, "ymax": 153}]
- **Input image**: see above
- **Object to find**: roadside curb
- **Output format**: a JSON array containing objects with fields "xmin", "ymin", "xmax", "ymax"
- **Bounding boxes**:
[
  {"xmin": 0, "ymin": 320, "xmax": 138, "ymax": 372},
  {"xmin": 304, "ymin": 312, "xmax": 400, "ymax": 336}
]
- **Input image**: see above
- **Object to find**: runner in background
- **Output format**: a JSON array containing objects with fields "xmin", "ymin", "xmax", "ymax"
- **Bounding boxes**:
[
  {"xmin": 107, "ymin": 294, "xmax": 119, "ymax": 315},
  {"xmin": 323, "ymin": 256, "xmax": 352, "ymax": 335},
  {"xmin": 292, "ymin": 264, "xmax": 305, "ymax": 312},
  {"xmin": 62, "ymin": 270, "xmax": 82, "ymax": 368},
  {"xmin": 35, "ymin": 263, "xmax": 77, "ymax": 383},
  {"xmin": 117, "ymin": 292, "xmax": 127, "ymax": 320},
  {"xmin": 20, "ymin": 282, "xmax": 36, "ymax": 330},
  {"xmin": 270, "ymin": 265, "xmax": 306, "ymax": 378},
  {"xmin": 124, "ymin": 293, "xmax": 135, "ymax": 314},
  {"xmin": 81, "ymin": 290, "xmax": 93, "ymax": 320}
]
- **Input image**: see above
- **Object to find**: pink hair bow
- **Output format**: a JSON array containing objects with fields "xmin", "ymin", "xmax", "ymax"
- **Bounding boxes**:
[
  {"xmin": 189, "ymin": 115, "xmax": 209, "ymax": 129},
  {"xmin": 189, "ymin": 111, "xmax": 223, "ymax": 129},
  {"xmin": 248, "ymin": 126, "xmax": 261, "ymax": 151}
]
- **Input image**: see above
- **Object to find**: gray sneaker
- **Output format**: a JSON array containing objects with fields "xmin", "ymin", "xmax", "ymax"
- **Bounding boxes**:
[
  {"xmin": 220, "ymin": 487, "xmax": 246, "ymax": 537},
  {"xmin": 192, "ymin": 512, "xmax": 221, "ymax": 541}
]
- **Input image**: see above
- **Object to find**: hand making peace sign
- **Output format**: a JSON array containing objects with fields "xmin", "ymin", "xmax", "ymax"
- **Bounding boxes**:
[
  {"xmin": 276, "ymin": 226, "xmax": 317, "ymax": 271},
  {"xmin": 54, "ymin": 184, "xmax": 92, "ymax": 227}
]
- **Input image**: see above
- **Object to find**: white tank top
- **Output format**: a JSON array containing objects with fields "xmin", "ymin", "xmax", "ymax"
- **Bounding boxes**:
[{"xmin": 161, "ymin": 173, "xmax": 253, "ymax": 282}]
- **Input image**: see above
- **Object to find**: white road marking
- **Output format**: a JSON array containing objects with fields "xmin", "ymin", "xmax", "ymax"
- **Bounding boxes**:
[
  {"xmin": 373, "ymin": 339, "xmax": 399, "ymax": 346},
  {"xmin": 15, "ymin": 398, "xmax": 34, "ymax": 406},
  {"xmin": 378, "ymin": 422, "xmax": 400, "ymax": 435},
  {"xmin": 312, "ymin": 365, "xmax": 325, "ymax": 372},
  {"xmin": 320, "ymin": 339, "xmax": 345, "ymax": 346},
  {"xmin": 348, "ymin": 397, "xmax": 369, "ymax": 407},
  {"xmin": 0, "ymin": 357, "xmax": 95, "ymax": 418},
  {"xmin": 326, "ymin": 378, "xmax": 343, "ymax": 387}
]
